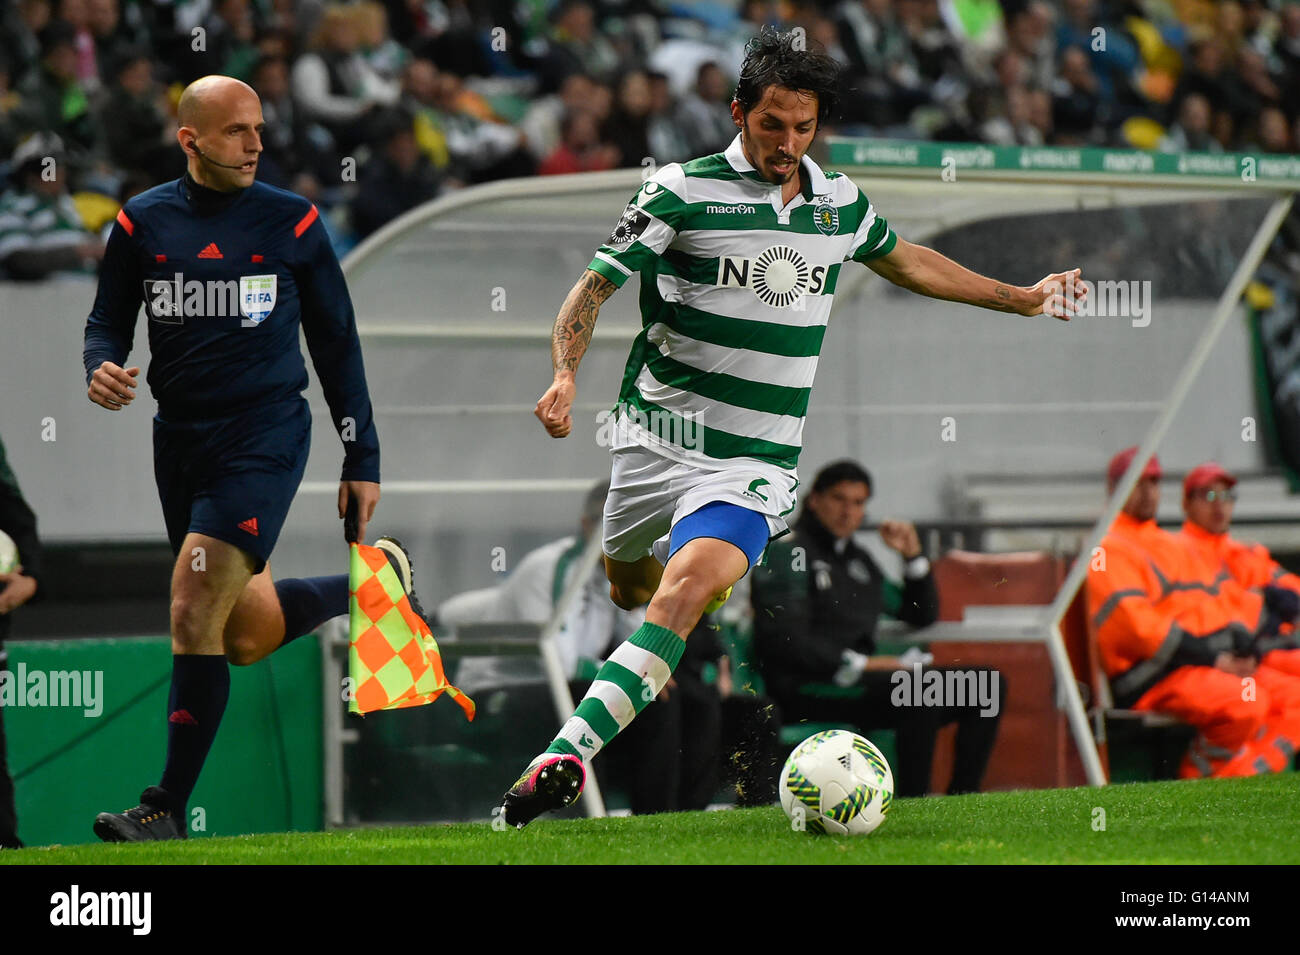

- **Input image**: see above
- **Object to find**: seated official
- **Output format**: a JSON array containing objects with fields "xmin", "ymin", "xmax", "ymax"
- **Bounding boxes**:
[
  {"xmin": 1087, "ymin": 448, "xmax": 1300, "ymax": 777},
  {"xmin": 1177, "ymin": 461, "xmax": 1300, "ymax": 679},
  {"xmin": 751, "ymin": 460, "xmax": 1005, "ymax": 797}
]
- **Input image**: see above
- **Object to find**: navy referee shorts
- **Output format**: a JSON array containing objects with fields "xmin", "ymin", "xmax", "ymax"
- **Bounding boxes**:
[{"xmin": 152, "ymin": 397, "xmax": 310, "ymax": 572}]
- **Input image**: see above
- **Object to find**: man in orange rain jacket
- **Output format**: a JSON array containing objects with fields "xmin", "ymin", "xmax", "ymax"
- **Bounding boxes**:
[
  {"xmin": 1087, "ymin": 448, "xmax": 1300, "ymax": 778},
  {"xmin": 1178, "ymin": 461, "xmax": 1300, "ymax": 680}
]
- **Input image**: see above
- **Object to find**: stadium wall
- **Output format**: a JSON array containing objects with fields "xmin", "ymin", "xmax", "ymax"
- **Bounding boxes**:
[{"xmin": 6, "ymin": 634, "xmax": 323, "ymax": 845}]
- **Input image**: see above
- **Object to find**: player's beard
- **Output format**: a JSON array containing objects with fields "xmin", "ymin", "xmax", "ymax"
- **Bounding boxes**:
[
  {"xmin": 769, "ymin": 154, "xmax": 798, "ymax": 184},
  {"xmin": 740, "ymin": 120, "xmax": 801, "ymax": 186}
]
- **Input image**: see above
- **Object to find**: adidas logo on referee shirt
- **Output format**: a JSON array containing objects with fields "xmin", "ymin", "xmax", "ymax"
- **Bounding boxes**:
[
  {"xmin": 238, "ymin": 517, "xmax": 259, "ymax": 536},
  {"xmin": 197, "ymin": 242, "xmax": 223, "ymax": 259}
]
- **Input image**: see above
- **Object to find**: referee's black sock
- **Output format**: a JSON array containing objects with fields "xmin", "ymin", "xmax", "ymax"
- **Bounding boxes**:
[
  {"xmin": 274, "ymin": 574, "xmax": 349, "ymax": 646},
  {"xmin": 158, "ymin": 654, "xmax": 231, "ymax": 816}
]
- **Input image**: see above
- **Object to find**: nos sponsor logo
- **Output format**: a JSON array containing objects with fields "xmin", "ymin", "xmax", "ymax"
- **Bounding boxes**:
[{"xmin": 717, "ymin": 245, "xmax": 828, "ymax": 308}]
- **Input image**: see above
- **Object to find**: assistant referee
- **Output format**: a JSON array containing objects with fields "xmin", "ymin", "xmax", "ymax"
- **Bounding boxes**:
[{"xmin": 83, "ymin": 75, "xmax": 393, "ymax": 841}]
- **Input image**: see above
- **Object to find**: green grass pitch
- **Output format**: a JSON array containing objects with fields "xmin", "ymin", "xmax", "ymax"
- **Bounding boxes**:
[{"xmin": 5, "ymin": 774, "xmax": 1297, "ymax": 865}]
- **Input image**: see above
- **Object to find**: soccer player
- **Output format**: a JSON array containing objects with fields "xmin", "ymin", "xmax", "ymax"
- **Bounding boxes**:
[
  {"xmin": 83, "ymin": 75, "xmax": 415, "ymax": 841},
  {"xmin": 500, "ymin": 30, "xmax": 1087, "ymax": 826}
]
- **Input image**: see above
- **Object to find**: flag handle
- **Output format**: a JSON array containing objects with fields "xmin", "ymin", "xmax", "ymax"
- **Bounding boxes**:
[{"xmin": 344, "ymin": 495, "xmax": 360, "ymax": 545}]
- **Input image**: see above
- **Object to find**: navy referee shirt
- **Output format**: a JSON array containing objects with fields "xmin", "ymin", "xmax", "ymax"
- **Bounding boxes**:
[{"xmin": 83, "ymin": 173, "xmax": 380, "ymax": 483}]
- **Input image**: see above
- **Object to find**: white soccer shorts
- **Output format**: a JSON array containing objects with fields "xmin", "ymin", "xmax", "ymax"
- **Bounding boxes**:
[{"xmin": 601, "ymin": 444, "xmax": 799, "ymax": 567}]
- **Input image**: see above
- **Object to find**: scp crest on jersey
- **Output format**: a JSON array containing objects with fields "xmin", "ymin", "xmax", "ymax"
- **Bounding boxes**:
[
  {"xmin": 608, "ymin": 205, "xmax": 651, "ymax": 249},
  {"xmin": 239, "ymin": 274, "xmax": 277, "ymax": 327},
  {"xmin": 814, "ymin": 199, "xmax": 839, "ymax": 236}
]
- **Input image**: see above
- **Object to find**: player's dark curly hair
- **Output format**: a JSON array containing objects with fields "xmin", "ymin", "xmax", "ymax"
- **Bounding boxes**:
[{"xmin": 733, "ymin": 27, "xmax": 843, "ymax": 125}]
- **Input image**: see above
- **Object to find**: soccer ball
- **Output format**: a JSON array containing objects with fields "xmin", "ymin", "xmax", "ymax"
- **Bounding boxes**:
[
  {"xmin": 0, "ymin": 530, "xmax": 16, "ymax": 575},
  {"xmin": 779, "ymin": 730, "xmax": 894, "ymax": 836}
]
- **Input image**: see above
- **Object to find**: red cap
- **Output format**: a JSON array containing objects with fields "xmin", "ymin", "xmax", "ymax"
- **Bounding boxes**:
[
  {"xmin": 1107, "ymin": 446, "xmax": 1162, "ymax": 488},
  {"xmin": 1184, "ymin": 461, "xmax": 1237, "ymax": 496}
]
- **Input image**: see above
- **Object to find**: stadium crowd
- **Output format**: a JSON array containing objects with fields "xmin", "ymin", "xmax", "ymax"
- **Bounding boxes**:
[{"xmin": 3, "ymin": 0, "xmax": 1300, "ymax": 278}]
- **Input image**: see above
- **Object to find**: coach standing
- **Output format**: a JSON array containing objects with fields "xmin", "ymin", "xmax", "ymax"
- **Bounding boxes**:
[{"xmin": 83, "ymin": 76, "xmax": 383, "ymax": 840}]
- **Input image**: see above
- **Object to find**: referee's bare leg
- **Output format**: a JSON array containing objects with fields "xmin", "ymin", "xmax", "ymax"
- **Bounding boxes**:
[
  {"xmin": 92, "ymin": 532, "xmax": 256, "ymax": 840},
  {"xmin": 221, "ymin": 564, "xmax": 286, "ymax": 665},
  {"xmin": 172, "ymin": 533, "xmax": 258, "ymax": 656}
]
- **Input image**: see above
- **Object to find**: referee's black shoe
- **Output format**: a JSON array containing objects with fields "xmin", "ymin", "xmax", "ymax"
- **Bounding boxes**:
[
  {"xmin": 93, "ymin": 787, "xmax": 186, "ymax": 842},
  {"xmin": 374, "ymin": 536, "xmax": 429, "ymax": 623}
]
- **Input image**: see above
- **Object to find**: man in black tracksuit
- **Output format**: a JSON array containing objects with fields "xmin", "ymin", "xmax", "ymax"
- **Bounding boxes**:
[
  {"xmin": 751, "ymin": 460, "xmax": 1005, "ymax": 797},
  {"xmin": 0, "ymin": 436, "xmax": 43, "ymax": 849}
]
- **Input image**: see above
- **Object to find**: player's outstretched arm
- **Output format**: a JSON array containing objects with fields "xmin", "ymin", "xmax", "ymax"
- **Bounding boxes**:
[
  {"xmin": 865, "ymin": 238, "xmax": 1087, "ymax": 320},
  {"xmin": 535, "ymin": 269, "xmax": 618, "ymax": 439}
]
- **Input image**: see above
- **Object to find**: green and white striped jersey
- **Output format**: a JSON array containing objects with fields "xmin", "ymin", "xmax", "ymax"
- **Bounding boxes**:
[
  {"xmin": 588, "ymin": 135, "xmax": 896, "ymax": 473},
  {"xmin": 0, "ymin": 188, "xmax": 93, "ymax": 273}
]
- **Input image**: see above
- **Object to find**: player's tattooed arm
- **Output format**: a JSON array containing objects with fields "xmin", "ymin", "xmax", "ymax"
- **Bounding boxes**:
[
  {"xmin": 551, "ymin": 269, "xmax": 617, "ymax": 375},
  {"xmin": 866, "ymin": 239, "xmax": 1085, "ymax": 320},
  {"xmin": 536, "ymin": 269, "xmax": 618, "ymax": 439},
  {"xmin": 987, "ymin": 285, "xmax": 1018, "ymax": 311}
]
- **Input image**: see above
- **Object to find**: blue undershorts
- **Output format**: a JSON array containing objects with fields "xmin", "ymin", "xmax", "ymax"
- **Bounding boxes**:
[{"xmin": 667, "ymin": 501, "xmax": 770, "ymax": 569}]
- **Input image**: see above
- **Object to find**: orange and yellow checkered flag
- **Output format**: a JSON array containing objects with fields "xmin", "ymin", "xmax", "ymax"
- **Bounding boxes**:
[{"xmin": 348, "ymin": 542, "xmax": 474, "ymax": 719}]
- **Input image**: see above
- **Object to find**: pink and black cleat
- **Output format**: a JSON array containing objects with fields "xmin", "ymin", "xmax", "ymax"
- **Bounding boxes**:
[{"xmin": 500, "ymin": 754, "xmax": 586, "ymax": 828}]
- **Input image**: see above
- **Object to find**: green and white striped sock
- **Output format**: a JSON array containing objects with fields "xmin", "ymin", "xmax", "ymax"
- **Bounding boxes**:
[{"xmin": 545, "ymin": 622, "xmax": 684, "ymax": 762}]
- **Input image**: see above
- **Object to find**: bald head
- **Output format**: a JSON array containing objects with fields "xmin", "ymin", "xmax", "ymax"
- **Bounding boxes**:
[
  {"xmin": 177, "ymin": 75, "xmax": 264, "ymax": 191},
  {"xmin": 178, "ymin": 75, "xmax": 259, "ymax": 131}
]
